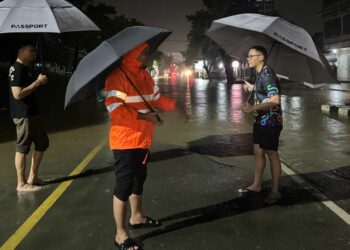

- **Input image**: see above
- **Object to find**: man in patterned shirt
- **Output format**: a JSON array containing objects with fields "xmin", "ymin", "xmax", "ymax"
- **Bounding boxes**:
[{"xmin": 240, "ymin": 45, "xmax": 283, "ymax": 205}]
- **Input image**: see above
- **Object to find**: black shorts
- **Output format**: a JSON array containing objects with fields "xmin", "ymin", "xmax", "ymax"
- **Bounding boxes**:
[
  {"xmin": 253, "ymin": 124, "xmax": 282, "ymax": 151},
  {"xmin": 112, "ymin": 149, "xmax": 149, "ymax": 201}
]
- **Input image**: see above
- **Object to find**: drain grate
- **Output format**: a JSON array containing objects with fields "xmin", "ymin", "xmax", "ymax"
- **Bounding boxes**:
[{"xmin": 188, "ymin": 133, "xmax": 254, "ymax": 157}]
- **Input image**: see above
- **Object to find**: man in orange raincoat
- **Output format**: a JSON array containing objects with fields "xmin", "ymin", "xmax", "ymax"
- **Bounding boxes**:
[{"xmin": 105, "ymin": 43, "xmax": 176, "ymax": 250}]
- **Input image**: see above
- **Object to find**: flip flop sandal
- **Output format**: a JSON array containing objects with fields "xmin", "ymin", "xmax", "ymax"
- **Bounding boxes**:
[
  {"xmin": 238, "ymin": 187, "xmax": 261, "ymax": 196},
  {"xmin": 114, "ymin": 238, "xmax": 142, "ymax": 250},
  {"xmin": 265, "ymin": 192, "xmax": 281, "ymax": 205},
  {"xmin": 129, "ymin": 216, "xmax": 161, "ymax": 229}
]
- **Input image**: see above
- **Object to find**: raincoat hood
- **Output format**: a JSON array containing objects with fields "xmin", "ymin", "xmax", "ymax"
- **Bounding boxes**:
[{"xmin": 121, "ymin": 43, "xmax": 149, "ymax": 70}]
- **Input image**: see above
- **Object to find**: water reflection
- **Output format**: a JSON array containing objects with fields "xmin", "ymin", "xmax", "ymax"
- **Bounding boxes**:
[
  {"xmin": 216, "ymin": 82, "xmax": 228, "ymax": 121},
  {"xmin": 184, "ymin": 82, "xmax": 193, "ymax": 117},
  {"xmin": 158, "ymin": 78, "xmax": 246, "ymax": 124},
  {"xmin": 323, "ymin": 118, "xmax": 346, "ymax": 136},
  {"xmin": 282, "ymin": 96, "xmax": 304, "ymax": 130},
  {"xmin": 191, "ymin": 79, "xmax": 209, "ymax": 124},
  {"xmin": 229, "ymin": 84, "xmax": 244, "ymax": 124},
  {"xmin": 155, "ymin": 79, "xmax": 350, "ymax": 175},
  {"xmin": 328, "ymin": 89, "xmax": 349, "ymax": 106},
  {"xmin": 157, "ymin": 78, "xmax": 349, "ymax": 136}
]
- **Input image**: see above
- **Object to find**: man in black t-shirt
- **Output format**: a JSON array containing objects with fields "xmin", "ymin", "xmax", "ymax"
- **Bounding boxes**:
[
  {"xmin": 9, "ymin": 40, "xmax": 49, "ymax": 192},
  {"xmin": 240, "ymin": 45, "xmax": 283, "ymax": 205}
]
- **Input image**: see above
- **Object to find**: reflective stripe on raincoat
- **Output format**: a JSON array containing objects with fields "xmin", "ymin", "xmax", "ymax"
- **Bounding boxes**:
[{"xmin": 105, "ymin": 43, "xmax": 176, "ymax": 150}]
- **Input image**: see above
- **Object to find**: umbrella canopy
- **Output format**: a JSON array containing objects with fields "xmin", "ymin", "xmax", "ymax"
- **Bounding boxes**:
[
  {"xmin": 206, "ymin": 13, "xmax": 337, "ymax": 84},
  {"xmin": 64, "ymin": 26, "xmax": 171, "ymax": 108},
  {"xmin": 0, "ymin": 0, "xmax": 100, "ymax": 33}
]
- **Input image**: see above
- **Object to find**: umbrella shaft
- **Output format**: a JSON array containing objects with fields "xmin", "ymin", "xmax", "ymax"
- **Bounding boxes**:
[{"xmin": 120, "ymin": 66, "xmax": 158, "ymax": 116}]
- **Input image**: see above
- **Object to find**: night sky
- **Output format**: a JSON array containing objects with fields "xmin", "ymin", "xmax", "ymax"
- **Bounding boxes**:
[{"xmin": 95, "ymin": 0, "xmax": 324, "ymax": 53}]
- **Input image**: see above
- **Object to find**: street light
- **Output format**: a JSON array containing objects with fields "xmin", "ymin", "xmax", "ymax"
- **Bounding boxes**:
[
  {"xmin": 232, "ymin": 60, "xmax": 240, "ymax": 80},
  {"xmin": 184, "ymin": 70, "xmax": 192, "ymax": 77},
  {"xmin": 232, "ymin": 60, "xmax": 240, "ymax": 68}
]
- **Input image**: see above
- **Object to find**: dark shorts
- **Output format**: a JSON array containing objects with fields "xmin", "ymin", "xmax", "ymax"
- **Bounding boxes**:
[
  {"xmin": 13, "ymin": 116, "xmax": 49, "ymax": 154},
  {"xmin": 112, "ymin": 149, "xmax": 149, "ymax": 202},
  {"xmin": 253, "ymin": 124, "xmax": 282, "ymax": 151}
]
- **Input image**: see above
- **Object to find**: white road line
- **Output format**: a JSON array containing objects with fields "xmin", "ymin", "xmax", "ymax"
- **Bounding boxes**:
[{"xmin": 281, "ymin": 162, "xmax": 350, "ymax": 226}]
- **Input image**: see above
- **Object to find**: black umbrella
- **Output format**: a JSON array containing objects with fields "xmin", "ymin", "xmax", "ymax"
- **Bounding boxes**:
[{"xmin": 64, "ymin": 26, "xmax": 171, "ymax": 108}]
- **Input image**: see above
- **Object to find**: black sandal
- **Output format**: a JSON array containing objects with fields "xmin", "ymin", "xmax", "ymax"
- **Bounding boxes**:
[
  {"xmin": 114, "ymin": 238, "xmax": 142, "ymax": 250},
  {"xmin": 265, "ymin": 192, "xmax": 281, "ymax": 205},
  {"xmin": 129, "ymin": 216, "xmax": 161, "ymax": 229}
]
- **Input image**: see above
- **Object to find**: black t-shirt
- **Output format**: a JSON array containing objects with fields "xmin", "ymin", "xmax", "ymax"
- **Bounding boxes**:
[{"xmin": 8, "ymin": 62, "xmax": 38, "ymax": 118}]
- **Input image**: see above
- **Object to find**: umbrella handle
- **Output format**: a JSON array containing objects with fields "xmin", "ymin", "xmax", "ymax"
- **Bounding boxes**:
[{"xmin": 156, "ymin": 114, "xmax": 163, "ymax": 123}]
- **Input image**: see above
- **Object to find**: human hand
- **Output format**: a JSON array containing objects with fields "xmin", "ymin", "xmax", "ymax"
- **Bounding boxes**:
[
  {"xmin": 243, "ymin": 80, "xmax": 254, "ymax": 92},
  {"xmin": 242, "ymin": 103, "xmax": 255, "ymax": 113},
  {"xmin": 37, "ymin": 74, "xmax": 48, "ymax": 85}
]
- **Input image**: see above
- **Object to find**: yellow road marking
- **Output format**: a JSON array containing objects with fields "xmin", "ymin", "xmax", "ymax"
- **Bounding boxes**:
[{"xmin": 1, "ymin": 139, "xmax": 107, "ymax": 250}]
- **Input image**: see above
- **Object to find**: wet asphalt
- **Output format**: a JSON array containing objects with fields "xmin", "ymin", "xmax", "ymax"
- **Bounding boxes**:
[{"xmin": 0, "ymin": 78, "xmax": 349, "ymax": 250}]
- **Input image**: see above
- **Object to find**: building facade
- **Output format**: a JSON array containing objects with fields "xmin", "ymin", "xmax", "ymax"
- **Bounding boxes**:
[
  {"xmin": 322, "ymin": 0, "xmax": 350, "ymax": 81},
  {"xmin": 255, "ymin": 0, "xmax": 275, "ymax": 16}
]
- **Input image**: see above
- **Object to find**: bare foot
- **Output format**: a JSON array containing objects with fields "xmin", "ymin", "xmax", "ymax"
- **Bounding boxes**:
[
  {"xmin": 27, "ymin": 178, "xmax": 46, "ymax": 186},
  {"xmin": 116, "ymin": 231, "xmax": 129, "ymax": 245},
  {"xmin": 17, "ymin": 183, "xmax": 41, "ymax": 192},
  {"xmin": 129, "ymin": 215, "xmax": 148, "ymax": 225}
]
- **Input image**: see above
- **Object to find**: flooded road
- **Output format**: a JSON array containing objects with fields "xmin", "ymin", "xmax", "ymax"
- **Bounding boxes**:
[{"xmin": 0, "ymin": 78, "xmax": 349, "ymax": 249}]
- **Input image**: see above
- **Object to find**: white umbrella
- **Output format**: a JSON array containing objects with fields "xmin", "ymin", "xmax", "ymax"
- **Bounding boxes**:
[
  {"xmin": 0, "ymin": 0, "xmax": 100, "ymax": 33},
  {"xmin": 207, "ymin": 13, "xmax": 337, "ymax": 84}
]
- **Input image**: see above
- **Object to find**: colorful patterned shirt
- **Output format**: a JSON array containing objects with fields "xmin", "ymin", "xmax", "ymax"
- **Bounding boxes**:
[{"xmin": 253, "ymin": 65, "xmax": 283, "ymax": 127}]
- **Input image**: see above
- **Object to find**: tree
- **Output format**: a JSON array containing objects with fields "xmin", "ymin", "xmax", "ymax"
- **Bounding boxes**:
[
  {"xmin": 146, "ymin": 50, "xmax": 167, "ymax": 72},
  {"xmin": 68, "ymin": 0, "xmax": 93, "ymax": 9},
  {"xmin": 186, "ymin": 0, "xmax": 276, "ymax": 84},
  {"xmin": 186, "ymin": 9, "xmax": 220, "ymax": 80},
  {"xmin": 46, "ymin": 2, "xmax": 144, "ymax": 71}
]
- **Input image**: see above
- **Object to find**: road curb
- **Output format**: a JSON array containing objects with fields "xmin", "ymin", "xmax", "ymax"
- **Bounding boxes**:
[
  {"xmin": 321, "ymin": 104, "xmax": 350, "ymax": 117},
  {"xmin": 339, "ymin": 106, "xmax": 350, "ymax": 116}
]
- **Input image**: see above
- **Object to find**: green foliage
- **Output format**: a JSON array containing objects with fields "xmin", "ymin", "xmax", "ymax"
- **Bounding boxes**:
[
  {"xmin": 185, "ymin": 9, "xmax": 219, "ymax": 78},
  {"xmin": 146, "ymin": 50, "xmax": 164, "ymax": 66},
  {"xmin": 46, "ymin": 2, "xmax": 144, "ymax": 70},
  {"xmin": 67, "ymin": 0, "xmax": 93, "ymax": 9},
  {"xmin": 77, "ymin": 3, "xmax": 143, "ymax": 51},
  {"xmin": 186, "ymin": 0, "xmax": 270, "ymax": 81}
]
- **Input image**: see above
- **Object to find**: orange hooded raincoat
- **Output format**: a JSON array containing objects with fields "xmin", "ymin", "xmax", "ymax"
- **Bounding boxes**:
[{"xmin": 105, "ymin": 43, "xmax": 176, "ymax": 150}]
